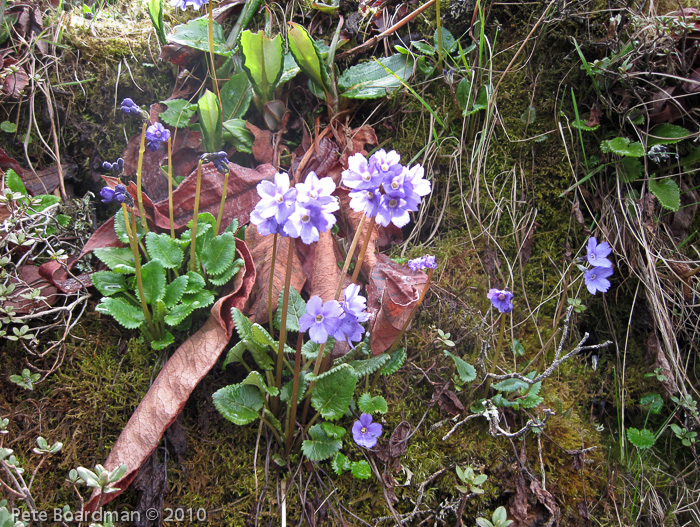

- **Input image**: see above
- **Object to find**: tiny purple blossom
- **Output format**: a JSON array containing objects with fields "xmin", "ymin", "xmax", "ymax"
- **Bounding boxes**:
[
  {"xmin": 145, "ymin": 123, "xmax": 170, "ymax": 152},
  {"xmin": 408, "ymin": 255, "xmax": 437, "ymax": 271},
  {"xmin": 284, "ymin": 203, "xmax": 337, "ymax": 244},
  {"xmin": 170, "ymin": 0, "xmax": 206, "ymax": 10},
  {"xmin": 342, "ymin": 153, "xmax": 384, "ymax": 191},
  {"xmin": 376, "ymin": 195, "xmax": 411, "ymax": 228},
  {"xmin": 295, "ymin": 171, "xmax": 338, "ymax": 209},
  {"xmin": 250, "ymin": 172, "xmax": 297, "ymax": 225},
  {"xmin": 487, "ymin": 288, "xmax": 514, "ymax": 313},
  {"xmin": 368, "ymin": 149, "xmax": 403, "ymax": 180},
  {"xmin": 120, "ymin": 98, "xmax": 142, "ymax": 116},
  {"xmin": 348, "ymin": 188, "xmax": 382, "ymax": 217},
  {"xmin": 201, "ymin": 151, "xmax": 229, "ymax": 174},
  {"xmin": 584, "ymin": 266, "xmax": 613, "ymax": 295},
  {"xmin": 341, "ymin": 284, "xmax": 369, "ymax": 322},
  {"xmin": 586, "ymin": 237, "xmax": 613, "ymax": 268},
  {"xmin": 299, "ymin": 296, "xmax": 343, "ymax": 344},
  {"xmin": 102, "ymin": 158, "xmax": 124, "ymax": 177},
  {"xmin": 352, "ymin": 413, "xmax": 382, "ymax": 448}
]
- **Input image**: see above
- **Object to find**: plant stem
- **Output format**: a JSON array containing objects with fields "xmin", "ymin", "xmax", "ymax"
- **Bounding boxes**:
[
  {"xmin": 135, "ymin": 121, "xmax": 150, "ymax": 234},
  {"xmin": 351, "ymin": 216, "xmax": 375, "ymax": 284},
  {"xmin": 483, "ymin": 313, "xmax": 506, "ymax": 396},
  {"xmin": 189, "ymin": 160, "xmax": 204, "ymax": 272},
  {"xmin": 335, "ymin": 215, "xmax": 365, "ymax": 299},
  {"xmin": 386, "ymin": 268, "xmax": 434, "ymax": 355},
  {"xmin": 268, "ymin": 233, "xmax": 278, "ymax": 338},
  {"xmin": 272, "ymin": 238, "xmax": 295, "ymax": 414},
  {"xmin": 285, "ymin": 332, "xmax": 304, "ymax": 454},
  {"xmin": 167, "ymin": 136, "xmax": 175, "ymax": 239},
  {"xmin": 122, "ymin": 204, "xmax": 156, "ymax": 336},
  {"xmin": 214, "ymin": 163, "xmax": 230, "ymax": 235}
]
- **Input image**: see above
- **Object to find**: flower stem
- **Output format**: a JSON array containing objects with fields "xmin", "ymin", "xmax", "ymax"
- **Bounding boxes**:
[
  {"xmin": 483, "ymin": 313, "xmax": 507, "ymax": 396},
  {"xmin": 189, "ymin": 160, "xmax": 204, "ymax": 272},
  {"xmin": 268, "ymin": 233, "xmax": 278, "ymax": 338},
  {"xmin": 272, "ymin": 238, "xmax": 295, "ymax": 415},
  {"xmin": 214, "ymin": 162, "xmax": 230, "ymax": 236},
  {"xmin": 335, "ymin": 214, "xmax": 365, "ymax": 300},
  {"xmin": 386, "ymin": 268, "xmax": 434, "ymax": 355},
  {"xmin": 285, "ymin": 332, "xmax": 304, "ymax": 454},
  {"xmin": 135, "ymin": 121, "xmax": 150, "ymax": 234},
  {"xmin": 350, "ymin": 216, "xmax": 375, "ymax": 283},
  {"xmin": 167, "ymin": 136, "xmax": 175, "ymax": 239},
  {"xmin": 122, "ymin": 204, "xmax": 156, "ymax": 336}
]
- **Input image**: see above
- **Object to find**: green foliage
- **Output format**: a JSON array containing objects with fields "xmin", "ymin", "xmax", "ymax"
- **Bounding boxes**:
[
  {"xmin": 444, "ymin": 350, "xmax": 476, "ymax": 386},
  {"xmin": 274, "ymin": 286, "xmax": 306, "ymax": 332},
  {"xmin": 358, "ymin": 393, "xmax": 388, "ymax": 414},
  {"xmin": 338, "ymin": 53, "xmax": 415, "ymax": 99},
  {"xmin": 648, "ymin": 177, "xmax": 680, "ymax": 212},
  {"xmin": 168, "ymin": 19, "xmax": 231, "ymax": 56},
  {"xmin": 240, "ymin": 30, "xmax": 284, "ymax": 105},
  {"xmin": 380, "ymin": 348, "xmax": 406, "ymax": 376},
  {"xmin": 9, "ymin": 369, "xmax": 40, "ymax": 390},
  {"xmin": 212, "ymin": 384, "xmax": 264, "ymax": 426},
  {"xmin": 311, "ymin": 365, "xmax": 357, "ymax": 421},
  {"xmin": 476, "ymin": 506, "xmax": 513, "ymax": 527},
  {"xmin": 287, "ymin": 23, "xmax": 332, "ymax": 95},
  {"xmin": 455, "ymin": 465, "xmax": 488, "ymax": 494},
  {"xmin": 626, "ymin": 427, "xmax": 656, "ymax": 449},
  {"xmin": 301, "ymin": 424, "xmax": 342, "ymax": 461}
]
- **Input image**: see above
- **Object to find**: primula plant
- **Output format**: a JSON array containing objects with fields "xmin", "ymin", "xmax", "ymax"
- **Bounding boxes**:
[{"xmin": 212, "ymin": 148, "xmax": 432, "ymax": 466}]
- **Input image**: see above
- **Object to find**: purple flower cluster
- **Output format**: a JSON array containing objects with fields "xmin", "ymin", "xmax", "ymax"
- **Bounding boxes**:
[
  {"xmin": 408, "ymin": 254, "xmax": 437, "ymax": 271},
  {"xmin": 298, "ymin": 285, "xmax": 369, "ymax": 345},
  {"xmin": 250, "ymin": 171, "xmax": 339, "ymax": 244},
  {"xmin": 342, "ymin": 150, "xmax": 431, "ymax": 228},
  {"xmin": 352, "ymin": 413, "xmax": 382, "ymax": 448},
  {"xmin": 120, "ymin": 98, "xmax": 142, "ymax": 116},
  {"xmin": 583, "ymin": 237, "xmax": 614, "ymax": 295},
  {"xmin": 102, "ymin": 158, "xmax": 124, "ymax": 177},
  {"xmin": 201, "ymin": 151, "xmax": 229, "ymax": 174},
  {"xmin": 145, "ymin": 123, "xmax": 170, "ymax": 152},
  {"xmin": 487, "ymin": 289, "xmax": 514, "ymax": 313},
  {"xmin": 100, "ymin": 184, "xmax": 130, "ymax": 205},
  {"xmin": 170, "ymin": 0, "xmax": 206, "ymax": 10}
]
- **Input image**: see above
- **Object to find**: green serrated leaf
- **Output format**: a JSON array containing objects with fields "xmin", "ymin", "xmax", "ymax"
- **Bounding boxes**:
[
  {"xmin": 5, "ymin": 169, "xmax": 27, "ymax": 196},
  {"xmin": 113, "ymin": 207, "xmax": 144, "ymax": 244},
  {"xmin": 280, "ymin": 371, "xmax": 309, "ymax": 403},
  {"xmin": 381, "ymin": 348, "xmax": 406, "ymax": 376},
  {"xmin": 274, "ymin": 286, "xmax": 306, "ymax": 332},
  {"xmin": 331, "ymin": 452, "xmax": 351, "ymax": 475},
  {"xmin": 321, "ymin": 421, "xmax": 346, "ymax": 439},
  {"xmin": 493, "ymin": 377, "xmax": 530, "ymax": 392},
  {"xmin": 182, "ymin": 289, "xmax": 215, "ymax": 311},
  {"xmin": 145, "ymin": 232, "xmax": 184, "ymax": 269},
  {"xmin": 444, "ymin": 350, "xmax": 477, "ymax": 384},
  {"xmin": 640, "ymin": 393, "xmax": 663, "ymax": 414},
  {"xmin": 601, "ymin": 137, "xmax": 645, "ymax": 157},
  {"xmin": 212, "ymin": 384, "xmax": 263, "ymax": 425},
  {"xmin": 163, "ymin": 275, "xmax": 188, "ymax": 308},
  {"xmin": 251, "ymin": 323, "xmax": 276, "ymax": 348},
  {"xmin": 351, "ymin": 354, "xmax": 390, "ymax": 377},
  {"xmin": 164, "ymin": 302, "xmax": 197, "ymax": 327},
  {"xmin": 311, "ymin": 364, "xmax": 357, "ymax": 421},
  {"xmin": 511, "ymin": 339, "xmax": 525, "ymax": 357},
  {"xmin": 649, "ymin": 177, "xmax": 680, "ymax": 212},
  {"xmin": 571, "ymin": 119, "xmax": 599, "ymax": 131},
  {"xmin": 159, "ymin": 99, "xmax": 197, "ymax": 128},
  {"xmin": 618, "ymin": 156, "xmax": 643, "ymax": 183},
  {"xmin": 240, "ymin": 30, "xmax": 284, "ymax": 103},
  {"xmin": 411, "ymin": 40, "xmax": 436, "ymax": 55},
  {"xmin": 222, "ymin": 341, "xmax": 248, "ymax": 369},
  {"xmin": 350, "ymin": 460, "xmax": 372, "ymax": 480},
  {"xmin": 302, "ymin": 338, "xmax": 332, "ymax": 360},
  {"xmin": 1, "ymin": 120, "xmax": 17, "ymax": 133},
  {"xmin": 627, "ymin": 427, "xmax": 656, "ymax": 449},
  {"xmin": 184, "ymin": 271, "xmax": 206, "ymax": 294},
  {"xmin": 241, "ymin": 370, "xmax": 279, "ymax": 397},
  {"xmin": 93, "ymin": 247, "xmax": 137, "ymax": 274},
  {"xmin": 168, "ymin": 18, "xmax": 231, "ymax": 55},
  {"xmin": 200, "ymin": 232, "xmax": 236, "ymax": 275},
  {"xmin": 339, "ymin": 53, "xmax": 414, "ymax": 99},
  {"xmin": 208, "ymin": 257, "xmax": 244, "ymax": 286},
  {"xmin": 96, "ymin": 297, "xmax": 144, "ymax": 329},
  {"xmin": 287, "ymin": 22, "xmax": 332, "ymax": 95},
  {"xmin": 231, "ymin": 307, "xmax": 254, "ymax": 341},
  {"xmin": 151, "ymin": 331, "xmax": 175, "ymax": 350},
  {"xmin": 357, "ymin": 393, "xmax": 388, "ymax": 414},
  {"xmin": 301, "ymin": 424, "xmax": 342, "ymax": 461},
  {"xmin": 91, "ymin": 271, "xmax": 127, "ymax": 297},
  {"xmin": 434, "ymin": 26, "xmax": 457, "ymax": 53},
  {"xmin": 647, "ymin": 123, "xmax": 689, "ymax": 146},
  {"xmin": 519, "ymin": 393, "xmax": 544, "ymax": 408},
  {"xmin": 139, "ymin": 260, "xmax": 166, "ymax": 304}
]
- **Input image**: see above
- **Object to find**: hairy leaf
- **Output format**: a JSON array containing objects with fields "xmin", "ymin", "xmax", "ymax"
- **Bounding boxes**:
[
  {"xmin": 163, "ymin": 275, "xmax": 189, "ymax": 308},
  {"xmin": 201, "ymin": 232, "xmax": 236, "ymax": 276},
  {"xmin": 627, "ymin": 427, "xmax": 656, "ymax": 449},
  {"xmin": 357, "ymin": 393, "xmax": 388, "ymax": 414},
  {"xmin": 212, "ymin": 384, "xmax": 264, "ymax": 425},
  {"xmin": 350, "ymin": 460, "xmax": 372, "ymax": 480},
  {"xmin": 338, "ymin": 53, "xmax": 414, "ymax": 99},
  {"xmin": 145, "ymin": 232, "xmax": 184, "ymax": 269},
  {"xmin": 287, "ymin": 22, "xmax": 331, "ymax": 94},
  {"xmin": 96, "ymin": 297, "xmax": 144, "ymax": 329},
  {"xmin": 649, "ymin": 177, "xmax": 680, "ymax": 212},
  {"xmin": 301, "ymin": 424, "xmax": 342, "ymax": 461},
  {"xmin": 380, "ymin": 348, "xmax": 406, "ymax": 376},
  {"xmin": 274, "ymin": 286, "xmax": 306, "ymax": 332},
  {"xmin": 311, "ymin": 364, "xmax": 357, "ymax": 421},
  {"xmin": 91, "ymin": 271, "xmax": 127, "ymax": 297},
  {"xmin": 139, "ymin": 260, "xmax": 166, "ymax": 304},
  {"xmin": 93, "ymin": 247, "xmax": 137, "ymax": 274},
  {"xmin": 444, "ymin": 350, "xmax": 477, "ymax": 384}
]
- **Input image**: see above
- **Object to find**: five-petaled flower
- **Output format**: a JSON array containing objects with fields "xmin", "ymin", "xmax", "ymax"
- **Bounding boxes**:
[
  {"xmin": 586, "ymin": 237, "xmax": 613, "ymax": 268},
  {"xmin": 334, "ymin": 284, "xmax": 369, "ymax": 346},
  {"xmin": 584, "ymin": 267, "xmax": 613, "ymax": 295},
  {"xmin": 145, "ymin": 123, "xmax": 170, "ymax": 152},
  {"xmin": 487, "ymin": 288, "xmax": 514, "ymax": 313},
  {"xmin": 100, "ymin": 184, "xmax": 129, "ymax": 204},
  {"xmin": 299, "ymin": 296, "xmax": 343, "ymax": 344},
  {"xmin": 352, "ymin": 413, "xmax": 382, "ymax": 449}
]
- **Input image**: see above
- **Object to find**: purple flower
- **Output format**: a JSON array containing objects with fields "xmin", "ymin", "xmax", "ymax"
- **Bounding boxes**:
[
  {"xmin": 100, "ymin": 184, "xmax": 129, "ymax": 204},
  {"xmin": 376, "ymin": 195, "xmax": 411, "ymax": 228},
  {"xmin": 352, "ymin": 413, "xmax": 382, "ymax": 449},
  {"xmin": 145, "ymin": 123, "xmax": 170, "ymax": 152},
  {"xmin": 586, "ymin": 237, "xmax": 613, "ymax": 268},
  {"xmin": 333, "ymin": 284, "xmax": 369, "ymax": 345},
  {"xmin": 295, "ymin": 171, "xmax": 337, "ymax": 209},
  {"xmin": 120, "ymin": 98, "xmax": 142, "ymax": 116},
  {"xmin": 250, "ymin": 172, "xmax": 298, "ymax": 236},
  {"xmin": 102, "ymin": 158, "xmax": 124, "ymax": 177},
  {"xmin": 299, "ymin": 296, "xmax": 343, "ymax": 344},
  {"xmin": 201, "ymin": 151, "xmax": 229, "ymax": 174},
  {"xmin": 284, "ymin": 203, "xmax": 336, "ymax": 244},
  {"xmin": 584, "ymin": 267, "xmax": 613, "ymax": 295},
  {"xmin": 408, "ymin": 255, "xmax": 437, "ymax": 271},
  {"xmin": 487, "ymin": 288, "xmax": 514, "ymax": 313},
  {"xmin": 348, "ymin": 188, "xmax": 382, "ymax": 217},
  {"xmin": 342, "ymin": 153, "xmax": 385, "ymax": 191},
  {"xmin": 368, "ymin": 149, "xmax": 403, "ymax": 180},
  {"xmin": 170, "ymin": 0, "xmax": 206, "ymax": 10}
]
